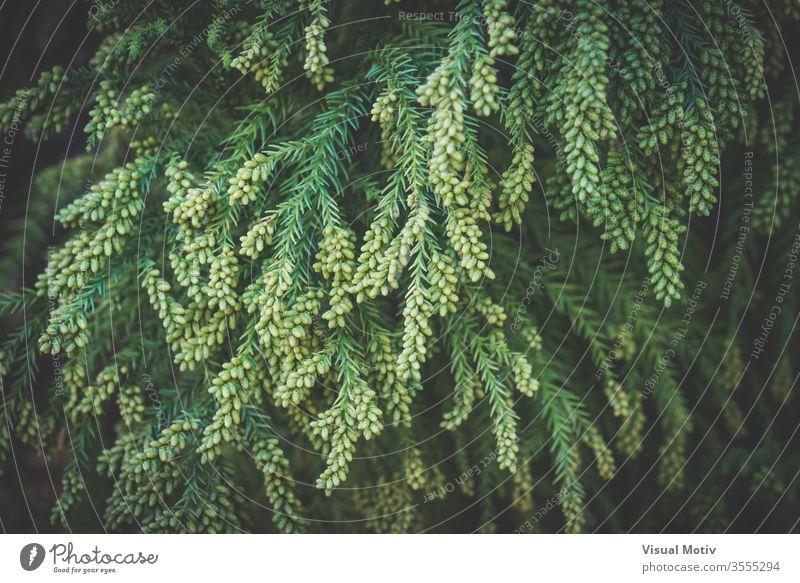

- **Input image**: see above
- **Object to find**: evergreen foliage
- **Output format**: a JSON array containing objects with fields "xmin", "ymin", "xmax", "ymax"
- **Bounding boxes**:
[{"xmin": 1, "ymin": 0, "xmax": 799, "ymax": 533}]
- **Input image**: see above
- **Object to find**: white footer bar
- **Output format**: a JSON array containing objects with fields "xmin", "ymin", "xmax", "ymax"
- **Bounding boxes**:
[{"xmin": 1, "ymin": 534, "xmax": 797, "ymax": 582}]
